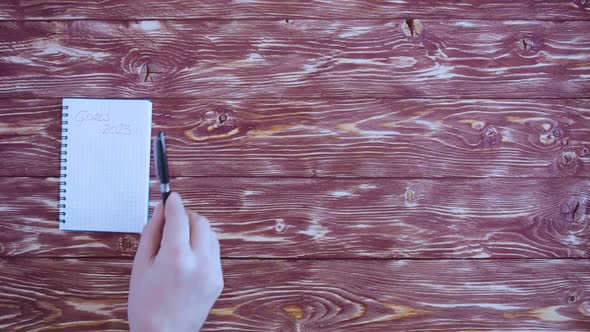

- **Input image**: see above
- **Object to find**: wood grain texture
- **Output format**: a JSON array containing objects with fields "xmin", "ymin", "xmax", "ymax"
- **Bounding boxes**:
[
  {"xmin": 1, "ymin": 258, "xmax": 589, "ymax": 331},
  {"xmin": 1, "ymin": 177, "xmax": 588, "ymax": 258},
  {"xmin": 1, "ymin": 0, "xmax": 590, "ymax": 20},
  {"xmin": 1, "ymin": 20, "xmax": 589, "ymax": 99},
  {"xmin": 1, "ymin": 99, "xmax": 589, "ymax": 178},
  {"xmin": 2, "ymin": 2, "xmax": 589, "ymax": 331}
]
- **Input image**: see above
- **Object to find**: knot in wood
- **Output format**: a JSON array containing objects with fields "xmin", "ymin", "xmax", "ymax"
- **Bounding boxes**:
[
  {"xmin": 559, "ymin": 151, "xmax": 577, "ymax": 167},
  {"xmin": 403, "ymin": 188, "xmax": 418, "ymax": 206},
  {"xmin": 183, "ymin": 109, "xmax": 241, "ymax": 141},
  {"xmin": 275, "ymin": 219, "xmax": 287, "ymax": 233},
  {"xmin": 282, "ymin": 304, "xmax": 304, "ymax": 320},
  {"xmin": 566, "ymin": 291, "xmax": 579, "ymax": 304},
  {"xmin": 402, "ymin": 18, "xmax": 423, "ymax": 38},
  {"xmin": 485, "ymin": 127, "xmax": 497, "ymax": 137},
  {"xmin": 559, "ymin": 196, "xmax": 586, "ymax": 224},
  {"xmin": 550, "ymin": 149, "xmax": 581, "ymax": 176},
  {"xmin": 480, "ymin": 125, "xmax": 502, "ymax": 146},
  {"xmin": 140, "ymin": 64, "xmax": 163, "ymax": 82},
  {"xmin": 124, "ymin": 48, "xmax": 182, "ymax": 83},
  {"xmin": 217, "ymin": 113, "xmax": 228, "ymax": 126},
  {"xmin": 519, "ymin": 37, "xmax": 533, "ymax": 51},
  {"xmin": 515, "ymin": 35, "xmax": 539, "ymax": 56},
  {"xmin": 118, "ymin": 235, "xmax": 138, "ymax": 251},
  {"xmin": 552, "ymin": 129, "xmax": 562, "ymax": 138},
  {"xmin": 574, "ymin": 0, "xmax": 590, "ymax": 9}
]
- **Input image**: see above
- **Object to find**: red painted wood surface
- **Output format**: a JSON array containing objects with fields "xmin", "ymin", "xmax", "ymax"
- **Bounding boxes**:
[
  {"xmin": 1, "ymin": 20, "xmax": 589, "ymax": 99},
  {"xmin": 1, "ymin": 0, "xmax": 590, "ymax": 20},
  {"xmin": 1, "ymin": 2, "xmax": 589, "ymax": 330},
  {"xmin": 1, "ymin": 99, "xmax": 588, "ymax": 178},
  {"xmin": 1, "ymin": 177, "xmax": 588, "ymax": 258},
  {"xmin": 1, "ymin": 258, "xmax": 589, "ymax": 331}
]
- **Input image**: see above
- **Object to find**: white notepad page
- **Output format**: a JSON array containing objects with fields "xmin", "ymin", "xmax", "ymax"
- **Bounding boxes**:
[{"xmin": 59, "ymin": 98, "xmax": 152, "ymax": 233}]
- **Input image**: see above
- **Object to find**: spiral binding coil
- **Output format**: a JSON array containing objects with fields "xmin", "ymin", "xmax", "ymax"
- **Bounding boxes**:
[{"xmin": 59, "ymin": 105, "xmax": 69, "ymax": 224}]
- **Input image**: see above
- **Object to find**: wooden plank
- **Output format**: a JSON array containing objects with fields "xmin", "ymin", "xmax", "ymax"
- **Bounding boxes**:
[
  {"xmin": 1, "ymin": 258, "xmax": 589, "ymax": 331},
  {"xmin": 1, "ymin": 177, "xmax": 588, "ymax": 258},
  {"xmin": 1, "ymin": 1, "xmax": 590, "ymax": 20},
  {"xmin": 1, "ymin": 20, "xmax": 589, "ymax": 99},
  {"xmin": 1, "ymin": 99, "xmax": 589, "ymax": 178},
  {"xmin": 0, "ymin": 99, "xmax": 61, "ymax": 177}
]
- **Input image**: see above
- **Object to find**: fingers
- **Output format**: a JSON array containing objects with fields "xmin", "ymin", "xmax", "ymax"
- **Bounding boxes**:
[
  {"xmin": 189, "ymin": 212, "xmax": 212, "ymax": 252},
  {"xmin": 161, "ymin": 192, "xmax": 191, "ymax": 250},
  {"xmin": 134, "ymin": 203, "xmax": 165, "ymax": 265},
  {"xmin": 210, "ymin": 230, "xmax": 221, "ymax": 258}
]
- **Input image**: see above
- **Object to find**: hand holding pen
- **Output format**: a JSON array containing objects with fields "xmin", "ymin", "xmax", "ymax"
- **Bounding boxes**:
[{"xmin": 129, "ymin": 130, "xmax": 224, "ymax": 331}]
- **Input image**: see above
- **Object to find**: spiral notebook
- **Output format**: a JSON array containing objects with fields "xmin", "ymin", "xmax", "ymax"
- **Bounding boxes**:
[{"xmin": 59, "ymin": 98, "xmax": 152, "ymax": 233}]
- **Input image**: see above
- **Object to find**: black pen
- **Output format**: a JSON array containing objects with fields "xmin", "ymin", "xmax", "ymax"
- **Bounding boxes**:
[{"xmin": 154, "ymin": 131, "xmax": 171, "ymax": 203}]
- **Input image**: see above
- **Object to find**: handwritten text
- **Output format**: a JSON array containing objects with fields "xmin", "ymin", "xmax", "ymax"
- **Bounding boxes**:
[
  {"xmin": 103, "ymin": 123, "xmax": 131, "ymax": 135},
  {"xmin": 75, "ymin": 111, "xmax": 110, "ymax": 123}
]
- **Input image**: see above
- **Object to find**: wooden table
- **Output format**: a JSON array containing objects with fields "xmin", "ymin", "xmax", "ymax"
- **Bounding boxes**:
[{"xmin": 1, "ymin": 1, "xmax": 589, "ymax": 331}]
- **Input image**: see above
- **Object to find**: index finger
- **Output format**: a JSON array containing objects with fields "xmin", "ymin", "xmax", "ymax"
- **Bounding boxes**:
[
  {"xmin": 161, "ymin": 192, "xmax": 190, "ymax": 250},
  {"xmin": 133, "ymin": 203, "xmax": 165, "ymax": 268},
  {"xmin": 189, "ymin": 212, "xmax": 212, "ymax": 253}
]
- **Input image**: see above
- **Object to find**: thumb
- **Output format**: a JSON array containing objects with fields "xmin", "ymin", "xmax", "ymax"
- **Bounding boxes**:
[{"xmin": 161, "ymin": 192, "xmax": 191, "ymax": 250}]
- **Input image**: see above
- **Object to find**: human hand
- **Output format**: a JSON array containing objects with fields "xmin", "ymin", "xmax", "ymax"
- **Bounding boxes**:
[{"xmin": 128, "ymin": 192, "xmax": 223, "ymax": 332}]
